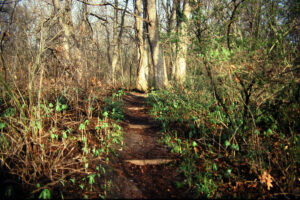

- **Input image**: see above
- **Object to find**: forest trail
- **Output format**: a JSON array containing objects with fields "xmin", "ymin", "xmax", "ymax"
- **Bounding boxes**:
[{"xmin": 107, "ymin": 92, "xmax": 185, "ymax": 199}]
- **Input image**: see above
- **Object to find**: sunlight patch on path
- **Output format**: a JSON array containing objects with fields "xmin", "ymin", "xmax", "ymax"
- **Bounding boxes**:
[
  {"xmin": 127, "ymin": 123, "xmax": 153, "ymax": 129},
  {"xmin": 124, "ymin": 159, "xmax": 174, "ymax": 166},
  {"xmin": 127, "ymin": 107, "xmax": 146, "ymax": 111}
]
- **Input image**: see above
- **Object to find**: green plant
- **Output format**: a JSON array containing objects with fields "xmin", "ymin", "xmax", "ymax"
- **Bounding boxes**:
[
  {"xmin": 0, "ymin": 83, "xmax": 125, "ymax": 199},
  {"xmin": 88, "ymin": 174, "xmax": 96, "ymax": 191},
  {"xmin": 148, "ymin": 68, "xmax": 300, "ymax": 197},
  {"xmin": 39, "ymin": 189, "xmax": 51, "ymax": 199},
  {"xmin": 102, "ymin": 90, "xmax": 125, "ymax": 121},
  {"xmin": 3, "ymin": 185, "xmax": 14, "ymax": 199},
  {"xmin": 195, "ymin": 172, "xmax": 218, "ymax": 198}
]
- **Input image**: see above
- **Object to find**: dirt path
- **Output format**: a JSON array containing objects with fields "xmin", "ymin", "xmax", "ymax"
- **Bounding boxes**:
[{"xmin": 107, "ymin": 92, "xmax": 185, "ymax": 199}]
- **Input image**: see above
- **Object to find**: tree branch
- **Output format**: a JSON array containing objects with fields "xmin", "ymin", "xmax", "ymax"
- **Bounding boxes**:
[
  {"xmin": 88, "ymin": 12, "xmax": 107, "ymax": 22},
  {"xmin": 76, "ymin": 0, "xmax": 149, "ymax": 23},
  {"xmin": 227, "ymin": 0, "xmax": 245, "ymax": 51}
]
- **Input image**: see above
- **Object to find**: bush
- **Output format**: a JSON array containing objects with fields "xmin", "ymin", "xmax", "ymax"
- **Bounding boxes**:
[
  {"xmin": 0, "ymin": 83, "xmax": 124, "ymax": 199},
  {"xmin": 147, "ymin": 79, "xmax": 299, "ymax": 198}
]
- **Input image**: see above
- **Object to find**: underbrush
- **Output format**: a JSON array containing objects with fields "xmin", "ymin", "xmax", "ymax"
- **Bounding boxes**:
[
  {"xmin": 148, "ymin": 84, "xmax": 299, "ymax": 199},
  {"xmin": 0, "ymin": 82, "xmax": 125, "ymax": 199}
]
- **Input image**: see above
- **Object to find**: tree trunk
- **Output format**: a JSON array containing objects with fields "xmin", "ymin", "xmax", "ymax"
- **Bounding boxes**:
[
  {"xmin": 175, "ymin": 0, "xmax": 191, "ymax": 84},
  {"xmin": 170, "ymin": 0, "xmax": 178, "ymax": 80},
  {"xmin": 135, "ymin": 0, "xmax": 149, "ymax": 92},
  {"xmin": 53, "ymin": 0, "xmax": 85, "ymax": 85},
  {"xmin": 111, "ymin": 0, "xmax": 128, "ymax": 86},
  {"xmin": 147, "ymin": 0, "xmax": 168, "ymax": 89},
  {"xmin": 53, "ymin": 0, "xmax": 71, "ymax": 63},
  {"xmin": 111, "ymin": 0, "xmax": 119, "ymax": 85}
]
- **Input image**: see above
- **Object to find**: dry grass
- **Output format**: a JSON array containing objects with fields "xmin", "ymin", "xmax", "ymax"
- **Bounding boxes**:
[{"xmin": 0, "ymin": 75, "xmax": 124, "ymax": 198}]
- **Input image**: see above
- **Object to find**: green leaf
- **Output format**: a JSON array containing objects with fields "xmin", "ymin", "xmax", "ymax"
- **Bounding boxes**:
[
  {"xmin": 0, "ymin": 122, "xmax": 6, "ymax": 129},
  {"xmin": 70, "ymin": 178, "xmax": 75, "ymax": 184},
  {"xmin": 56, "ymin": 104, "xmax": 61, "ymax": 112},
  {"xmin": 62, "ymin": 131, "xmax": 67, "ymax": 139},
  {"xmin": 79, "ymin": 123, "xmax": 85, "ymax": 131},
  {"xmin": 88, "ymin": 174, "xmax": 96, "ymax": 185},
  {"xmin": 225, "ymin": 169, "xmax": 232, "ymax": 177},
  {"xmin": 192, "ymin": 141, "xmax": 198, "ymax": 147},
  {"xmin": 176, "ymin": 181, "xmax": 185, "ymax": 188},
  {"xmin": 48, "ymin": 103, "xmax": 54, "ymax": 108},
  {"xmin": 80, "ymin": 184, "xmax": 84, "ymax": 190},
  {"xmin": 267, "ymin": 128, "xmax": 273, "ymax": 135},
  {"xmin": 257, "ymin": 109, "xmax": 262, "ymax": 115},
  {"xmin": 60, "ymin": 180, "xmax": 65, "ymax": 187},
  {"xmin": 101, "ymin": 123, "xmax": 109, "ymax": 128},
  {"xmin": 212, "ymin": 163, "xmax": 218, "ymax": 171},
  {"xmin": 231, "ymin": 144, "xmax": 239, "ymax": 151},
  {"xmin": 225, "ymin": 140, "xmax": 230, "ymax": 147},
  {"xmin": 103, "ymin": 111, "xmax": 108, "ymax": 118},
  {"xmin": 61, "ymin": 104, "xmax": 67, "ymax": 110},
  {"xmin": 101, "ymin": 166, "xmax": 106, "ymax": 174},
  {"xmin": 39, "ymin": 189, "xmax": 51, "ymax": 199}
]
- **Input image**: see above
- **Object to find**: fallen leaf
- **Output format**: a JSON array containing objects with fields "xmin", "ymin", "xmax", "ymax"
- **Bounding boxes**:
[{"xmin": 259, "ymin": 170, "xmax": 274, "ymax": 190}]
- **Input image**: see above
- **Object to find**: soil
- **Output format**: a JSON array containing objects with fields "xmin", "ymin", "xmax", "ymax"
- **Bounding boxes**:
[{"xmin": 107, "ymin": 92, "xmax": 187, "ymax": 199}]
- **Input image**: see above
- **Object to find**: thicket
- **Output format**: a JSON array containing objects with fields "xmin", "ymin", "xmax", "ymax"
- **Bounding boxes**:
[
  {"xmin": 0, "ymin": 77, "xmax": 125, "ymax": 199},
  {"xmin": 0, "ymin": 1, "xmax": 129, "ymax": 198},
  {"xmin": 148, "ymin": 0, "xmax": 299, "ymax": 198},
  {"xmin": 0, "ymin": 0, "xmax": 299, "ymax": 199}
]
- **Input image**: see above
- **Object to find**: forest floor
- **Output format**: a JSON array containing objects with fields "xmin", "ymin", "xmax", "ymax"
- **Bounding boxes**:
[
  {"xmin": 1, "ymin": 90, "xmax": 298, "ymax": 199},
  {"xmin": 0, "ymin": 91, "xmax": 188, "ymax": 199},
  {"xmin": 106, "ymin": 91, "xmax": 187, "ymax": 199}
]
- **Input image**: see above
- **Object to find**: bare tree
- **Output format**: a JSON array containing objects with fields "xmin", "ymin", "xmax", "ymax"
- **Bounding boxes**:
[
  {"xmin": 52, "ymin": 0, "xmax": 86, "ymax": 87},
  {"xmin": 174, "ymin": 0, "xmax": 191, "ymax": 84},
  {"xmin": 0, "ymin": 0, "xmax": 19, "ymax": 83},
  {"xmin": 53, "ymin": 0, "xmax": 72, "ymax": 62},
  {"xmin": 111, "ymin": 0, "xmax": 129, "ymax": 85},
  {"xmin": 170, "ymin": 0, "xmax": 178, "ymax": 79},
  {"xmin": 135, "ymin": 0, "xmax": 149, "ymax": 92},
  {"xmin": 147, "ymin": 0, "xmax": 169, "ymax": 89}
]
